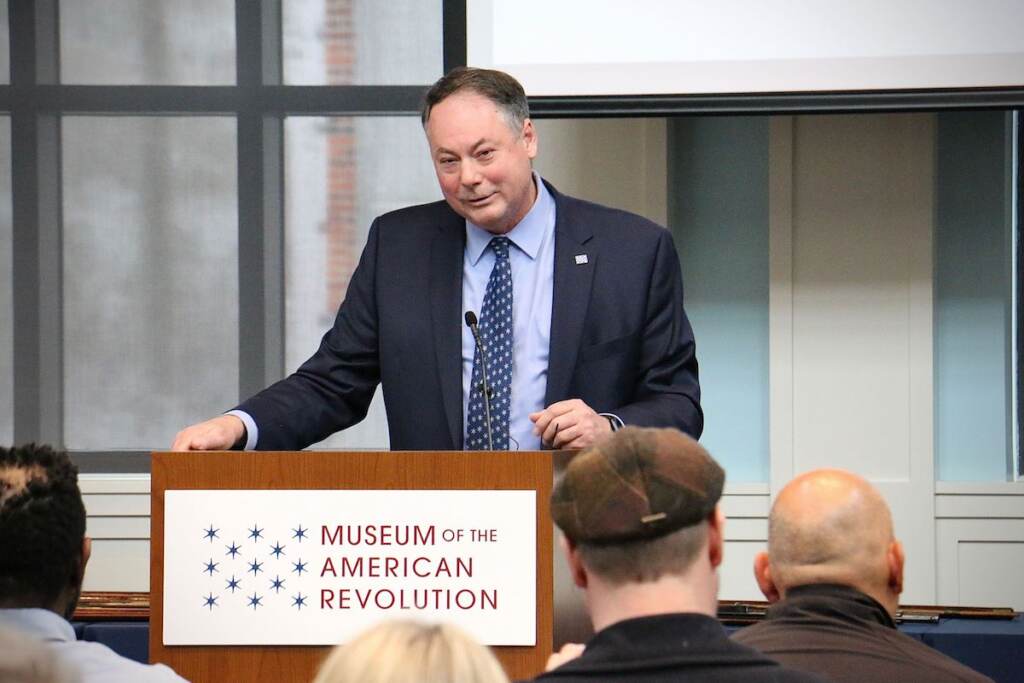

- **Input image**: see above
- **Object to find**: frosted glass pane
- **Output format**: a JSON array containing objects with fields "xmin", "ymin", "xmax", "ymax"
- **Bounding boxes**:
[
  {"xmin": 0, "ymin": 118, "xmax": 11, "ymax": 443},
  {"xmin": 934, "ymin": 111, "xmax": 1013, "ymax": 481},
  {"xmin": 62, "ymin": 117, "xmax": 238, "ymax": 449},
  {"xmin": 284, "ymin": 116, "xmax": 439, "ymax": 449},
  {"xmin": 669, "ymin": 117, "xmax": 770, "ymax": 483},
  {"xmin": 61, "ymin": 0, "xmax": 234, "ymax": 85},
  {"xmin": 0, "ymin": 2, "xmax": 9, "ymax": 84},
  {"xmin": 283, "ymin": 0, "xmax": 442, "ymax": 85}
]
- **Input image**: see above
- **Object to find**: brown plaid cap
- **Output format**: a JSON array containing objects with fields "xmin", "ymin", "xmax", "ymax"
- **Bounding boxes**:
[{"xmin": 551, "ymin": 426, "xmax": 724, "ymax": 545}]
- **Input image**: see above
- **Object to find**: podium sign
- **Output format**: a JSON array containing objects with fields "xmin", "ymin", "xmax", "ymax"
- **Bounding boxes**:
[{"xmin": 164, "ymin": 489, "xmax": 536, "ymax": 645}]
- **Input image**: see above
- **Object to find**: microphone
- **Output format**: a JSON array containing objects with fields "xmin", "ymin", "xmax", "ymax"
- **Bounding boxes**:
[{"xmin": 464, "ymin": 311, "xmax": 494, "ymax": 450}]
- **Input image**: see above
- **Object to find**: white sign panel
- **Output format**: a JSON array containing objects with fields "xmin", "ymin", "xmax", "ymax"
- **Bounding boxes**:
[{"xmin": 163, "ymin": 490, "xmax": 536, "ymax": 646}]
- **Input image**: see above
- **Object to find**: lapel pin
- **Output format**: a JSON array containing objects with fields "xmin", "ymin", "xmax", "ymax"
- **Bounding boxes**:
[{"xmin": 574, "ymin": 254, "xmax": 589, "ymax": 265}]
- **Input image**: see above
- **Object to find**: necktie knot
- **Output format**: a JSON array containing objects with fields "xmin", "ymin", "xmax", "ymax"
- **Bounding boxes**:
[{"xmin": 490, "ymin": 236, "xmax": 511, "ymax": 261}]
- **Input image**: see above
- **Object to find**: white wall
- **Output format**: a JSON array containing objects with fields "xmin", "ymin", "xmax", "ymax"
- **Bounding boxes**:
[{"xmin": 532, "ymin": 118, "xmax": 667, "ymax": 225}]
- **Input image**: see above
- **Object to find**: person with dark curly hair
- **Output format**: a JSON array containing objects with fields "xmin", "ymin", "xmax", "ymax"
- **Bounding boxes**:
[{"xmin": 0, "ymin": 444, "xmax": 187, "ymax": 682}]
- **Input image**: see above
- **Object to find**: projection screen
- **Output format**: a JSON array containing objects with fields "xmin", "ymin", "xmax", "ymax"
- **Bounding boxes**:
[{"xmin": 466, "ymin": 0, "xmax": 1024, "ymax": 97}]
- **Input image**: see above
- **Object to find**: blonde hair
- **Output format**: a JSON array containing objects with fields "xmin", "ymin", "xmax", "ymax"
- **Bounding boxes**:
[{"xmin": 313, "ymin": 620, "xmax": 509, "ymax": 683}]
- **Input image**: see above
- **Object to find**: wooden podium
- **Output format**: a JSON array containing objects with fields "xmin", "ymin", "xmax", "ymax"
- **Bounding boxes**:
[{"xmin": 150, "ymin": 450, "xmax": 554, "ymax": 682}]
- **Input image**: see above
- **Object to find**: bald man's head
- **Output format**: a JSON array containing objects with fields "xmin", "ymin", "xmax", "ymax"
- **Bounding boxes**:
[{"xmin": 755, "ymin": 469, "xmax": 904, "ymax": 614}]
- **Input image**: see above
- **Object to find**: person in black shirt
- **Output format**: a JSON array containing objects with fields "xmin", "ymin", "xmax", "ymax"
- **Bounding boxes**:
[{"xmin": 733, "ymin": 468, "xmax": 992, "ymax": 683}]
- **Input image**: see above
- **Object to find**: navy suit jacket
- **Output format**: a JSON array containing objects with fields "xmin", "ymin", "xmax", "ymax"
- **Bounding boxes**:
[{"xmin": 237, "ymin": 181, "xmax": 702, "ymax": 450}]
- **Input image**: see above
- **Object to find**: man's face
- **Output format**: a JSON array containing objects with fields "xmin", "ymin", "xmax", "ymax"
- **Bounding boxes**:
[{"xmin": 425, "ymin": 91, "xmax": 538, "ymax": 235}]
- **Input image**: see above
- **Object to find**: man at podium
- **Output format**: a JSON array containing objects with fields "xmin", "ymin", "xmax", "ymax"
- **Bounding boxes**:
[{"xmin": 173, "ymin": 67, "xmax": 701, "ymax": 453}]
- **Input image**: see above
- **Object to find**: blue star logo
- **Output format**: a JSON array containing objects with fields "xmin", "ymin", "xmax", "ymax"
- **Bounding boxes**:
[
  {"xmin": 292, "ymin": 593, "xmax": 307, "ymax": 610},
  {"xmin": 248, "ymin": 525, "xmax": 264, "ymax": 541},
  {"xmin": 203, "ymin": 559, "xmax": 219, "ymax": 576},
  {"xmin": 203, "ymin": 593, "xmax": 218, "ymax": 610},
  {"xmin": 225, "ymin": 542, "xmax": 242, "ymax": 558},
  {"xmin": 270, "ymin": 575, "xmax": 286, "ymax": 593},
  {"xmin": 292, "ymin": 558, "xmax": 307, "ymax": 576},
  {"xmin": 248, "ymin": 558, "xmax": 264, "ymax": 575},
  {"xmin": 203, "ymin": 525, "xmax": 219, "ymax": 542},
  {"xmin": 269, "ymin": 542, "xmax": 286, "ymax": 559},
  {"xmin": 292, "ymin": 525, "xmax": 308, "ymax": 542},
  {"xmin": 225, "ymin": 576, "xmax": 241, "ymax": 593},
  {"xmin": 247, "ymin": 593, "xmax": 263, "ymax": 610}
]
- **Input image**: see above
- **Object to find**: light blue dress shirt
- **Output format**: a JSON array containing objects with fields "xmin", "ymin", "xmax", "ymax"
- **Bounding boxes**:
[
  {"xmin": 0, "ymin": 608, "xmax": 187, "ymax": 682},
  {"xmin": 462, "ymin": 173, "xmax": 555, "ymax": 451}
]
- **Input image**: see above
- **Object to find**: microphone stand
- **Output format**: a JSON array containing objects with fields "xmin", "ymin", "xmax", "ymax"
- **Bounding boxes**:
[{"xmin": 465, "ymin": 311, "xmax": 494, "ymax": 450}]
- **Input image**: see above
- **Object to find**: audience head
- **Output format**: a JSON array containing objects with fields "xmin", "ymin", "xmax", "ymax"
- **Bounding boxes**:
[
  {"xmin": 551, "ymin": 427, "xmax": 726, "ymax": 625},
  {"xmin": 313, "ymin": 619, "xmax": 509, "ymax": 683},
  {"xmin": 0, "ymin": 444, "xmax": 89, "ymax": 620},
  {"xmin": 756, "ymin": 468, "xmax": 904, "ymax": 615},
  {"xmin": 421, "ymin": 66, "xmax": 530, "ymax": 133}
]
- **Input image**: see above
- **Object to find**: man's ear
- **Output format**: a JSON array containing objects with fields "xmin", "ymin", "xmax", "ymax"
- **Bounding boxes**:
[
  {"xmin": 707, "ymin": 505, "xmax": 725, "ymax": 569},
  {"xmin": 754, "ymin": 551, "xmax": 781, "ymax": 603},
  {"xmin": 521, "ymin": 118, "xmax": 538, "ymax": 159},
  {"xmin": 887, "ymin": 539, "xmax": 904, "ymax": 597},
  {"xmin": 77, "ymin": 537, "xmax": 92, "ymax": 586},
  {"xmin": 560, "ymin": 535, "xmax": 588, "ymax": 589}
]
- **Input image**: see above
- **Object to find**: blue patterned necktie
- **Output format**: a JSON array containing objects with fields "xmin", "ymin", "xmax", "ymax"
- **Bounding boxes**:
[{"xmin": 466, "ymin": 236, "xmax": 513, "ymax": 450}]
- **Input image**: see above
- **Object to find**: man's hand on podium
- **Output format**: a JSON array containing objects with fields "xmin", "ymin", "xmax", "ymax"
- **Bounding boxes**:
[
  {"xmin": 171, "ymin": 414, "xmax": 245, "ymax": 451},
  {"xmin": 530, "ymin": 399, "xmax": 612, "ymax": 450}
]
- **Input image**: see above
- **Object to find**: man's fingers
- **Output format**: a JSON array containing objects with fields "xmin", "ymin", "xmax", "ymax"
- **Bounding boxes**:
[
  {"xmin": 171, "ymin": 416, "xmax": 244, "ymax": 451},
  {"xmin": 544, "ymin": 399, "xmax": 581, "ymax": 416},
  {"xmin": 563, "ymin": 435, "xmax": 590, "ymax": 450},
  {"xmin": 172, "ymin": 428, "xmax": 209, "ymax": 452},
  {"xmin": 535, "ymin": 400, "xmax": 602, "ymax": 446},
  {"xmin": 544, "ymin": 413, "xmax": 578, "ymax": 445},
  {"xmin": 531, "ymin": 410, "xmax": 554, "ymax": 435},
  {"xmin": 551, "ymin": 422, "xmax": 583, "ymax": 449}
]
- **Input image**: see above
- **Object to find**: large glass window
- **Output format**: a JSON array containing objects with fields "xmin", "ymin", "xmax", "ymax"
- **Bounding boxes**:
[
  {"xmin": 283, "ymin": 0, "xmax": 443, "ymax": 85},
  {"xmin": 62, "ymin": 117, "xmax": 238, "ymax": 449},
  {"xmin": 60, "ymin": 0, "xmax": 235, "ymax": 85},
  {"xmin": 669, "ymin": 113, "xmax": 1019, "ymax": 483},
  {"xmin": 284, "ymin": 116, "xmax": 438, "ymax": 449},
  {"xmin": 935, "ymin": 111, "xmax": 1015, "ymax": 481},
  {"xmin": 0, "ymin": 2, "xmax": 9, "ymax": 84},
  {"xmin": 0, "ymin": 118, "xmax": 11, "ymax": 443},
  {"xmin": 668, "ymin": 117, "xmax": 770, "ymax": 483},
  {"xmin": 4, "ymin": 1, "xmax": 435, "ymax": 464}
]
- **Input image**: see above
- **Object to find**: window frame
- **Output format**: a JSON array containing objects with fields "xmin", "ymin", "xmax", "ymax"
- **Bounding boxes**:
[{"xmin": 1, "ymin": 0, "xmax": 465, "ymax": 472}]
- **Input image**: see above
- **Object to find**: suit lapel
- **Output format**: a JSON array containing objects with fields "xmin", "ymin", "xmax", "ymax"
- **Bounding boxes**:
[
  {"xmin": 545, "ymin": 187, "xmax": 595, "ymax": 407},
  {"xmin": 430, "ymin": 210, "xmax": 466, "ymax": 449}
]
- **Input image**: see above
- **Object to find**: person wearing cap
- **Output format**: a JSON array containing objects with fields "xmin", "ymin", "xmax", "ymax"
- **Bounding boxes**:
[
  {"xmin": 523, "ymin": 426, "xmax": 825, "ymax": 682},
  {"xmin": 732, "ymin": 469, "xmax": 993, "ymax": 683}
]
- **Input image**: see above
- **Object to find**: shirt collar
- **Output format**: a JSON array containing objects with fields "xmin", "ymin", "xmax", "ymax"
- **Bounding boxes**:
[
  {"xmin": 0, "ymin": 607, "xmax": 76, "ymax": 643},
  {"xmin": 771, "ymin": 583, "xmax": 897, "ymax": 629},
  {"xmin": 465, "ymin": 172, "xmax": 554, "ymax": 266}
]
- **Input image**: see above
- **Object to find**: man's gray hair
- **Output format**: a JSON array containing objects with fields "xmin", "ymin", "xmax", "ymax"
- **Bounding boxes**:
[{"xmin": 421, "ymin": 66, "xmax": 530, "ymax": 133}]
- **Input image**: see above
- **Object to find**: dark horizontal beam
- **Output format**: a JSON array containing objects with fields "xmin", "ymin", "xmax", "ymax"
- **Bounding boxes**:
[
  {"xmin": 0, "ymin": 85, "xmax": 429, "ymax": 115},
  {"xmin": 4, "ymin": 85, "xmax": 1022, "ymax": 119},
  {"xmin": 71, "ymin": 451, "xmax": 153, "ymax": 474},
  {"xmin": 529, "ymin": 87, "xmax": 1024, "ymax": 118}
]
